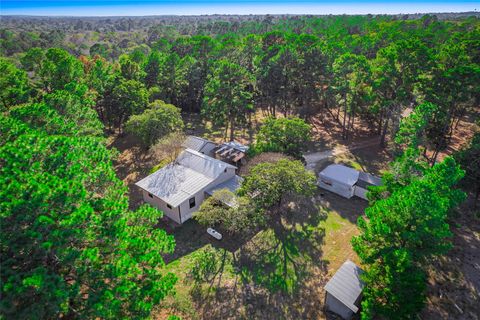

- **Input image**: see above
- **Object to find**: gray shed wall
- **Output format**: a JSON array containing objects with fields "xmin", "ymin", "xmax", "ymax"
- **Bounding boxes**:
[
  {"xmin": 326, "ymin": 293, "xmax": 355, "ymax": 319},
  {"xmin": 318, "ymin": 178, "xmax": 355, "ymax": 198}
]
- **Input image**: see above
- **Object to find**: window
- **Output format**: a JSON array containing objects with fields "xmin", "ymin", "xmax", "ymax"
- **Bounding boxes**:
[
  {"xmin": 224, "ymin": 168, "xmax": 227, "ymax": 173},
  {"xmin": 148, "ymin": 193, "xmax": 154, "ymax": 198},
  {"xmin": 189, "ymin": 197, "xmax": 196, "ymax": 208},
  {"xmin": 167, "ymin": 204, "xmax": 172, "ymax": 209},
  {"xmin": 321, "ymin": 179, "xmax": 332, "ymax": 186}
]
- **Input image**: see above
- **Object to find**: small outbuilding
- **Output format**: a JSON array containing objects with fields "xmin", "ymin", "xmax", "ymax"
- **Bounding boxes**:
[
  {"xmin": 324, "ymin": 260, "xmax": 365, "ymax": 319},
  {"xmin": 214, "ymin": 141, "xmax": 249, "ymax": 166},
  {"xmin": 318, "ymin": 164, "xmax": 381, "ymax": 200},
  {"xmin": 318, "ymin": 164, "xmax": 360, "ymax": 199}
]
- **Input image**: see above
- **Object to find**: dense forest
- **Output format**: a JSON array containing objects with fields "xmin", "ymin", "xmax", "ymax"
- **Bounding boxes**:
[{"xmin": 1, "ymin": 13, "xmax": 479, "ymax": 319}]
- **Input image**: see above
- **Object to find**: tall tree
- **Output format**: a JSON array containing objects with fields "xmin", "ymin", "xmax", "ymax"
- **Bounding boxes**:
[
  {"xmin": 239, "ymin": 159, "xmax": 316, "ymax": 210},
  {"xmin": 104, "ymin": 77, "xmax": 148, "ymax": 132},
  {"xmin": 333, "ymin": 53, "xmax": 372, "ymax": 140},
  {"xmin": 202, "ymin": 59, "xmax": 254, "ymax": 141},
  {"xmin": 253, "ymin": 116, "xmax": 311, "ymax": 158},
  {"xmin": 39, "ymin": 48, "xmax": 84, "ymax": 92},
  {"xmin": 373, "ymin": 39, "xmax": 432, "ymax": 147},
  {"xmin": 353, "ymin": 156, "xmax": 465, "ymax": 319},
  {"xmin": 125, "ymin": 100, "xmax": 184, "ymax": 147}
]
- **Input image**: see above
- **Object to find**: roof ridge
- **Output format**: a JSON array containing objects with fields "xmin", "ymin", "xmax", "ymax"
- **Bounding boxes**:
[{"xmin": 184, "ymin": 148, "xmax": 237, "ymax": 169}]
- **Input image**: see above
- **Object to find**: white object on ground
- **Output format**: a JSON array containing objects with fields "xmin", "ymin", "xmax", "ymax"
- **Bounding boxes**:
[{"xmin": 207, "ymin": 228, "xmax": 222, "ymax": 240}]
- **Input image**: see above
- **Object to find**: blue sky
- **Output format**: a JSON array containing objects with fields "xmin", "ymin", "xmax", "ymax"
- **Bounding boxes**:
[{"xmin": 1, "ymin": 0, "xmax": 478, "ymax": 16}]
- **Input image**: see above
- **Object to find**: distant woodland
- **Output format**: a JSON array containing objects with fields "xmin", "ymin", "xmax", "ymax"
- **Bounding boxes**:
[{"xmin": 1, "ymin": 13, "xmax": 479, "ymax": 319}]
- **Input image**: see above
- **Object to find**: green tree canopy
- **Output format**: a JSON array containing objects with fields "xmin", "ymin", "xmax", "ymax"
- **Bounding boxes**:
[
  {"xmin": 0, "ymin": 113, "xmax": 177, "ymax": 319},
  {"xmin": 193, "ymin": 189, "xmax": 265, "ymax": 234},
  {"xmin": 125, "ymin": 99, "xmax": 184, "ymax": 147},
  {"xmin": 353, "ymin": 157, "xmax": 465, "ymax": 319},
  {"xmin": 39, "ymin": 48, "xmax": 84, "ymax": 92},
  {"xmin": 239, "ymin": 159, "xmax": 316, "ymax": 210},
  {"xmin": 0, "ymin": 58, "xmax": 30, "ymax": 109},
  {"xmin": 253, "ymin": 116, "xmax": 311, "ymax": 158}
]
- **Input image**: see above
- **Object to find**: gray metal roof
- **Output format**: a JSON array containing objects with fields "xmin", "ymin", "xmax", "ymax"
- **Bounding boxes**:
[
  {"xmin": 223, "ymin": 141, "xmax": 249, "ymax": 153},
  {"xmin": 357, "ymin": 171, "xmax": 382, "ymax": 189},
  {"xmin": 324, "ymin": 260, "xmax": 365, "ymax": 313},
  {"xmin": 205, "ymin": 175, "xmax": 244, "ymax": 207},
  {"xmin": 135, "ymin": 149, "xmax": 236, "ymax": 207},
  {"xmin": 319, "ymin": 164, "xmax": 360, "ymax": 187},
  {"xmin": 182, "ymin": 136, "xmax": 217, "ymax": 153}
]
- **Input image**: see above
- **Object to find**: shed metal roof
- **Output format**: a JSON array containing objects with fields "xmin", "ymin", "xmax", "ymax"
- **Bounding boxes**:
[
  {"xmin": 357, "ymin": 171, "xmax": 382, "ymax": 189},
  {"xmin": 324, "ymin": 260, "xmax": 365, "ymax": 313},
  {"xmin": 319, "ymin": 164, "xmax": 360, "ymax": 187}
]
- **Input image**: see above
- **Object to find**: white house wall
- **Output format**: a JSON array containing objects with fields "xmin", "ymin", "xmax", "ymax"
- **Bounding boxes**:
[
  {"xmin": 141, "ymin": 166, "xmax": 237, "ymax": 224},
  {"xmin": 142, "ymin": 190, "xmax": 182, "ymax": 224},
  {"xmin": 178, "ymin": 189, "xmax": 206, "ymax": 223}
]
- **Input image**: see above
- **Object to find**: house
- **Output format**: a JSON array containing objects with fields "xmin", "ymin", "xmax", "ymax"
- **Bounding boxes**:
[
  {"xmin": 324, "ymin": 260, "xmax": 364, "ymax": 319},
  {"xmin": 182, "ymin": 136, "xmax": 217, "ymax": 157},
  {"xmin": 317, "ymin": 164, "xmax": 381, "ymax": 200},
  {"xmin": 213, "ymin": 141, "xmax": 249, "ymax": 166},
  {"xmin": 135, "ymin": 148, "xmax": 241, "ymax": 224}
]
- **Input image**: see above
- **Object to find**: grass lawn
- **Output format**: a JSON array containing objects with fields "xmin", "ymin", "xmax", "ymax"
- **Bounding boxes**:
[{"xmin": 154, "ymin": 194, "xmax": 362, "ymax": 320}]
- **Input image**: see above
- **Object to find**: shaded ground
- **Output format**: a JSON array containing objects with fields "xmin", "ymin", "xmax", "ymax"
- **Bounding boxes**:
[{"xmin": 421, "ymin": 197, "xmax": 480, "ymax": 320}]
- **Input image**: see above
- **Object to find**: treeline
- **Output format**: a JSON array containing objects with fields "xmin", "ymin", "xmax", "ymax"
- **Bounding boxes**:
[
  {"xmin": 2, "ymin": 15, "xmax": 479, "ymax": 158},
  {"xmin": 1, "ymin": 14, "xmax": 479, "ymax": 319}
]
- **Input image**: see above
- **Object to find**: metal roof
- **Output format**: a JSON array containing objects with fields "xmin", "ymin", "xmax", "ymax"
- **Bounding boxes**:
[
  {"xmin": 324, "ymin": 260, "xmax": 365, "ymax": 313},
  {"xmin": 205, "ymin": 175, "xmax": 244, "ymax": 207},
  {"xmin": 135, "ymin": 164, "xmax": 213, "ymax": 207},
  {"xmin": 319, "ymin": 164, "xmax": 360, "ymax": 187},
  {"xmin": 182, "ymin": 136, "xmax": 217, "ymax": 153},
  {"xmin": 135, "ymin": 149, "xmax": 236, "ymax": 207},
  {"xmin": 357, "ymin": 171, "xmax": 382, "ymax": 189},
  {"xmin": 223, "ymin": 141, "xmax": 249, "ymax": 153},
  {"xmin": 177, "ymin": 148, "xmax": 236, "ymax": 178}
]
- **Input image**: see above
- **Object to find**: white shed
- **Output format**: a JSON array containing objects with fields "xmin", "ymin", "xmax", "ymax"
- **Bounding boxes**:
[
  {"xmin": 318, "ymin": 164, "xmax": 381, "ymax": 200},
  {"xmin": 324, "ymin": 260, "xmax": 364, "ymax": 319},
  {"xmin": 318, "ymin": 164, "xmax": 359, "ymax": 198}
]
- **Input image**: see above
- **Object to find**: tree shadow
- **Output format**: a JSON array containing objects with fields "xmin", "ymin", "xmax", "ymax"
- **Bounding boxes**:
[
  {"xmin": 315, "ymin": 189, "xmax": 368, "ymax": 225},
  {"xmin": 420, "ymin": 196, "xmax": 480, "ymax": 319},
  {"xmin": 187, "ymin": 194, "xmax": 331, "ymax": 319}
]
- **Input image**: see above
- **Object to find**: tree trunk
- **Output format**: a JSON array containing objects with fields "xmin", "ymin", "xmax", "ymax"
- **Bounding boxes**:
[
  {"xmin": 380, "ymin": 116, "xmax": 390, "ymax": 148},
  {"xmin": 474, "ymin": 185, "xmax": 479, "ymax": 209},
  {"xmin": 342, "ymin": 95, "xmax": 347, "ymax": 140},
  {"xmin": 229, "ymin": 118, "xmax": 235, "ymax": 141}
]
